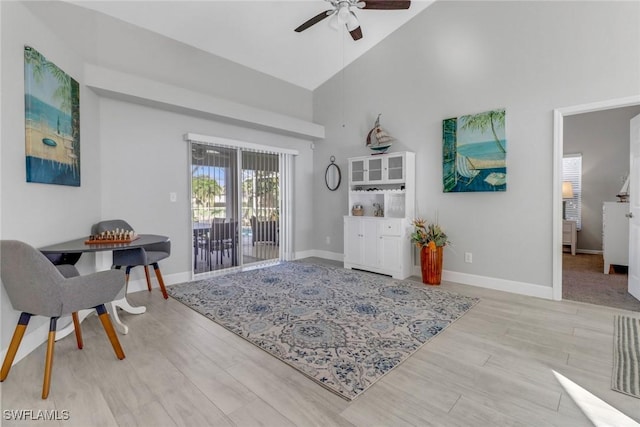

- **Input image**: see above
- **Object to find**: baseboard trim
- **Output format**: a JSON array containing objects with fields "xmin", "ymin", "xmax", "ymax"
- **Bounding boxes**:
[
  {"xmin": 127, "ymin": 270, "xmax": 191, "ymax": 292},
  {"xmin": 306, "ymin": 253, "xmax": 553, "ymax": 300},
  {"xmin": 295, "ymin": 249, "xmax": 343, "ymax": 262},
  {"xmin": 575, "ymin": 249, "xmax": 602, "ymax": 255},
  {"xmin": 438, "ymin": 269, "xmax": 553, "ymax": 300}
]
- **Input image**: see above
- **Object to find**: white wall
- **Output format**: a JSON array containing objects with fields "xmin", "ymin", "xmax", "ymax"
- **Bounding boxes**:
[
  {"xmin": 313, "ymin": 1, "xmax": 640, "ymax": 293},
  {"xmin": 564, "ymin": 106, "xmax": 640, "ymax": 251},
  {"xmin": 97, "ymin": 97, "xmax": 315, "ymax": 285},
  {"xmin": 0, "ymin": 1, "xmax": 316, "ymax": 362},
  {"xmin": 21, "ymin": 1, "xmax": 313, "ymax": 122},
  {"xmin": 1, "ymin": 1, "xmax": 103, "ymax": 358}
]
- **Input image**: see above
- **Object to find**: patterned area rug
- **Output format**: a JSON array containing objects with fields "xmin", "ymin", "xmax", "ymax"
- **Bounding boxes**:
[
  {"xmin": 168, "ymin": 261, "xmax": 479, "ymax": 400},
  {"xmin": 612, "ymin": 315, "xmax": 640, "ymax": 399}
]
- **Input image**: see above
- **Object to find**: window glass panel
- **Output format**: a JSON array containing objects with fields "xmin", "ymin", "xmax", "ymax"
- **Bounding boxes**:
[{"xmin": 368, "ymin": 158, "xmax": 383, "ymax": 181}]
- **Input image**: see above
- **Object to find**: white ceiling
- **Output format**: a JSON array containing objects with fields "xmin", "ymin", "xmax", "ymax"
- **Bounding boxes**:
[{"xmin": 69, "ymin": 0, "xmax": 433, "ymax": 90}]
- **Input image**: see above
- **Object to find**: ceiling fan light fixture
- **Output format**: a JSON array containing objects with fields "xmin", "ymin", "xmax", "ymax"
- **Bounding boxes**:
[
  {"xmin": 294, "ymin": 0, "xmax": 411, "ymax": 40},
  {"xmin": 328, "ymin": 12, "xmax": 340, "ymax": 30},
  {"xmin": 337, "ymin": 3, "xmax": 351, "ymax": 23},
  {"xmin": 346, "ymin": 11, "xmax": 360, "ymax": 31}
]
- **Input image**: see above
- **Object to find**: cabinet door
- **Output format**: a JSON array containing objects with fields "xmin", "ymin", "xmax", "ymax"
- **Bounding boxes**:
[
  {"xmin": 350, "ymin": 159, "xmax": 366, "ymax": 184},
  {"xmin": 386, "ymin": 154, "xmax": 405, "ymax": 183},
  {"xmin": 344, "ymin": 218, "xmax": 363, "ymax": 264},
  {"xmin": 378, "ymin": 220, "xmax": 402, "ymax": 272},
  {"xmin": 367, "ymin": 158, "xmax": 384, "ymax": 183},
  {"xmin": 362, "ymin": 220, "xmax": 379, "ymax": 266},
  {"xmin": 379, "ymin": 236, "xmax": 401, "ymax": 272}
]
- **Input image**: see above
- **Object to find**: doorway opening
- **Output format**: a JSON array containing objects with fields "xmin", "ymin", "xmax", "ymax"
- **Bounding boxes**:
[{"xmin": 553, "ymin": 96, "xmax": 640, "ymax": 309}]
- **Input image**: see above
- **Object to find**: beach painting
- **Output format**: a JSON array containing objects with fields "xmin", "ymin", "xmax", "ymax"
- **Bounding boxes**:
[
  {"xmin": 24, "ymin": 46, "xmax": 80, "ymax": 186},
  {"xmin": 442, "ymin": 108, "xmax": 506, "ymax": 193}
]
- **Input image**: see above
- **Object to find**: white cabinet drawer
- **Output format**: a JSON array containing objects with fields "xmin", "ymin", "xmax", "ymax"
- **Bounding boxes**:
[{"xmin": 378, "ymin": 220, "xmax": 401, "ymax": 236}]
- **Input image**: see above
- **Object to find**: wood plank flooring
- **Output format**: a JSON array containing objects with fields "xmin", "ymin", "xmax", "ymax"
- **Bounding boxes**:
[{"xmin": 2, "ymin": 257, "xmax": 639, "ymax": 426}]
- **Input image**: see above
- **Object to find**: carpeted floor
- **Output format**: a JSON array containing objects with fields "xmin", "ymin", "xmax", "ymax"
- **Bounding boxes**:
[
  {"xmin": 563, "ymin": 253, "xmax": 640, "ymax": 312},
  {"xmin": 169, "ymin": 261, "xmax": 479, "ymax": 400}
]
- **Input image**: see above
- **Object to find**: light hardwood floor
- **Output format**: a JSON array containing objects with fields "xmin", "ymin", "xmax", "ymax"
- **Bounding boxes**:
[{"xmin": 2, "ymin": 257, "xmax": 639, "ymax": 426}]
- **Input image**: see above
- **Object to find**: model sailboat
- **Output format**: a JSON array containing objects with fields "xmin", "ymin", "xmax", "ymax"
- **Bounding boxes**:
[
  {"xmin": 617, "ymin": 175, "xmax": 630, "ymax": 202},
  {"xmin": 366, "ymin": 114, "xmax": 395, "ymax": 154}
]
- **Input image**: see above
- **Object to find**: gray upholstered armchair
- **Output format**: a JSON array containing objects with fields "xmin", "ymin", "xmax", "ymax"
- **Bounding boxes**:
[
  {"xmin": 91, "ymin": 219, "xmax": 170, "ymax": 299},
  {"xmin": 0, "ymin": 240, "xmax": 126, "ymax": 399}
]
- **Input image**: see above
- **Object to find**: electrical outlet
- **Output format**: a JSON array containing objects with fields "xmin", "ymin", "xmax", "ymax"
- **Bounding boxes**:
[
  {"xmin": 326, "ymin": 236, "xmax": 331, "ymax": 245},
  {"xmin": 465, "ymin": 252, "xmax": 473, "ymax": 263},
  {"xmin": 169, "ymin": 192, "xmax": 177, "ymax": 203}
]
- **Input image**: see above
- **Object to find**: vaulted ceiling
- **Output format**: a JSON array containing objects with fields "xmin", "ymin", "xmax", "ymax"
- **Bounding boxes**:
[{"xmin": 67, "ymin": 0, "xmax": 433, "ymax": 90}]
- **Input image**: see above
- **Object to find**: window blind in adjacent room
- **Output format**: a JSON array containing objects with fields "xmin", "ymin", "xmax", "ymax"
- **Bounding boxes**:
[{"xmin": 563, "ymin": 154, "xmax": 582, "ymax": 230}]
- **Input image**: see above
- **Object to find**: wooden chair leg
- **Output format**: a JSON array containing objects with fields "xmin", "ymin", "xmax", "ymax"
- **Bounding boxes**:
[
  {"xmin": 152, "ymin": 263, "xmax": 169, "ymax": 300},
  {"xmin": 42, "ymin": 317, "xmax": 58, "ymax": 399},
  {"xmin": 95, "ymin": 305, "xmax": 125, "ymax": 360},
  {"xmin": 1, "ymin": 313, "xmax": 31, "ymax": 381},
  {"xmin": 143, "ymin": 266, "xmax": 152, "ymax": 292},
  {"xmin": 72, "ymin": 312, "xmax": 83, "ymax": 349}
]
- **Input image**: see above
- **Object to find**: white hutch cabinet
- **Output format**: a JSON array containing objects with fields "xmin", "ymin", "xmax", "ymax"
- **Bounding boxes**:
[
  {"xmin": 344, "ymin": 151, "xmax": 415, "ymax": 279},
  {"xmin": 603, "ymin": 202, "xmax": 629, "ymax": 274}
]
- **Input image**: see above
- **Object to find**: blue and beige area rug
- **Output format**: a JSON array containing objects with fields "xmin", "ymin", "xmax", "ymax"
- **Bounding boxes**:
[
  {"xmin": 612, "ymin": 315, "xmax": 640, "ymax": 399},
  {"xmin": 169, "ymin": 261, "xmax": 479, "ymax": 400}
]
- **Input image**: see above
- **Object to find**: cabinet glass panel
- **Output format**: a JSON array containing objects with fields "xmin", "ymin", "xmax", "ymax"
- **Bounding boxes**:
[
  {"xmin": 368, "ymin": 158, "xmax": 383, "ymax": 182},
  {"xmin": 387, "ymin": 156, "xmax": 404, "ymax": 181},
  {"xmin": 351, "ymin": 160, "xmax": 365, "ymax": 182}
]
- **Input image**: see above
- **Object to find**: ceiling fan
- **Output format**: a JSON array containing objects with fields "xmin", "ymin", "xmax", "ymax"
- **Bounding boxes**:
[{"xmin": 294, "ymin": 0, "xmax": 411, "ymax": 41}]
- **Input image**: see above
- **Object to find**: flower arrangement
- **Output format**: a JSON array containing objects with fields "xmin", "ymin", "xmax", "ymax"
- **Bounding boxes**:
[{"xmin": 410, "ymin": 218, "xmax": 450, "ymax": 250}]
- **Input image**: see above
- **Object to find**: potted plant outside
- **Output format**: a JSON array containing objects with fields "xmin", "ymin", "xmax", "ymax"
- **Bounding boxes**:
[{"xmin": 410, "ymin": 218, "xmax": 449, "ymax": 285}]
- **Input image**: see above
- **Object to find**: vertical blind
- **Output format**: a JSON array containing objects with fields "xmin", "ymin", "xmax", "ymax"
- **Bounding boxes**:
[
  {"xmin": 191, "ymin": 144, "xmax": 240, "ymax": 273},
  {"xmin": 188, "ymin": 134, "xmax": 296, "ymax": 274},
  {"xmin": 563, "ymin": 154, "xmax": 582, "ymax": 230},
  {"xmin": 242, "ymin": 149, "xmax": 280, "ymax": 265}
]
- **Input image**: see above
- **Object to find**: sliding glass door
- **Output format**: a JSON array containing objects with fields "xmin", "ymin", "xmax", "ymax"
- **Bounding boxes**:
[
  {"xmin": 242, "ymin": 151, "xmax": 280, "ymax": 265},
  {"xmin": 191, "ymin": 142, "xmax": 283, "ymax": 274}
]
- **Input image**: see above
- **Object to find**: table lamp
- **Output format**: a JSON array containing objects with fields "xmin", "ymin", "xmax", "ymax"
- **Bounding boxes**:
[{"xmin": 562, "ymin": 181, "xmax": 574, "ymax": 220}]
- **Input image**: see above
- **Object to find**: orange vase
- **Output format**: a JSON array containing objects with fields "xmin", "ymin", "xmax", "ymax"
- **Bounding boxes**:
[{"xmin": 420, "ymin": 245, "xmax": 443, "ymax": 285}]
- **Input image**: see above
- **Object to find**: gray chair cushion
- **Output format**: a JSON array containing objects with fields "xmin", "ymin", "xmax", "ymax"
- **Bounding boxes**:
[
  {"xmin": 92, "ymin": 219, "xmax": 170, "ymax": 268},
  {"xmin": 1, "ymin": 240, "xmax": 126, "ymax": 317},
  {"xmin": 60, "ymin": 270, "xmax": 125, "ymax": 314},
  {"xmin": 56, "ymin": 264, "xmax": 79, "ymax": 278},
  {"xmin": 112, "ymin": 248, "xmax": 147, "ymax": 267},
  {"xmin": 146, "ymin": 250, "xmax": 169, "ymax": 264}
]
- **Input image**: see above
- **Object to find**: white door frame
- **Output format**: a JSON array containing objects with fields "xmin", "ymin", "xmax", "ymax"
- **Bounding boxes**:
[{"xmin": 552, "ymin": 95, "xmax": 640, "ymax": 300}]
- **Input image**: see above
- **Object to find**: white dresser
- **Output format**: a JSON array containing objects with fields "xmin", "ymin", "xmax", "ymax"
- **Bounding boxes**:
[{"xmin": 602, "ymin": 202, "xmax": 629, "ymax": 274}]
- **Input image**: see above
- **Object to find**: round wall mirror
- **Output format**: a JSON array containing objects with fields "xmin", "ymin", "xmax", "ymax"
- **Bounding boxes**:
[{"xmin": 325, "ymin": 156, "xmax": 341, "ymax": 191}]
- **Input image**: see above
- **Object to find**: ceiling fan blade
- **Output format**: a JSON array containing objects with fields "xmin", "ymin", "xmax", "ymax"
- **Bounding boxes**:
[
  {"xmin": 362, "ymin": 0, "xmax": 411, "ymax": 10},
  {"xmin": 349, "ymin": 25, "xmax": 363, "ymax": 41},
  {"xmin": 294, "ymin": 10, "xmax": 334, "ymax": 32}
]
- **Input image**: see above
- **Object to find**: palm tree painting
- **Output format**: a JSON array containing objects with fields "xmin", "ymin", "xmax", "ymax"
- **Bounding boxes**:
[
  {"xmin": 442, "ymin": 108, "xmax": 506, "ymax": 193},
  {"xmin": 24, "ymin": 46, "xmax": 80, "ymax": 186}
]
